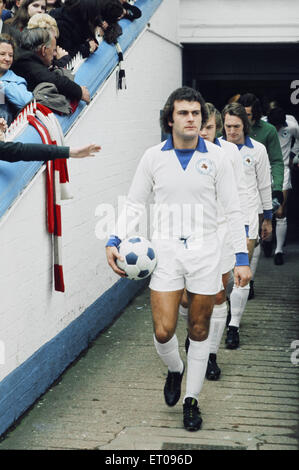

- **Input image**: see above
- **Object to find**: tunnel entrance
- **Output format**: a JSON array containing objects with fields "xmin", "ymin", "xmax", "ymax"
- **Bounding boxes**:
[{"xmin": 182, "ymin": 42, "xmax": 299, "ymax": 240}]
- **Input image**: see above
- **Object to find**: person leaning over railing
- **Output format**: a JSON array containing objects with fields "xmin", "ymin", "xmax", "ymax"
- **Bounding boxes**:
[
  {"xmin": 11, "ymin": 27, "xmax": 90, "ymax": 105},
  {"xmin": 0, "ymin": 34, "xmax": 33, "ymax": 125},
  {"xmin": 0, "ymin": 116, "xmax": 101, "ymax": 161},
  {"xmin": 49, "ymin": 0, "xmax": 125, "ymax": 58}
]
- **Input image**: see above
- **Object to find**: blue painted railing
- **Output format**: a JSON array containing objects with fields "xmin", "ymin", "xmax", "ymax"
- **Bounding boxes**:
[{"xmin": 0, "ymin": 0, "xmax": 163, "ymax": 219}]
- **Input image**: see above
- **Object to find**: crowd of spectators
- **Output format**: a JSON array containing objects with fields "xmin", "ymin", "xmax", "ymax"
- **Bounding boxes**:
[{"xmin": 0, "ymin": 0, "xmax": 142, "ymax": 123}]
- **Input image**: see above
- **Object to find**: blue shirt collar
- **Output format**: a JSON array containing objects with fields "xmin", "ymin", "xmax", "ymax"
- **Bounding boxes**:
[
  {"xmin": 221, "ymin": 135, "xmax": 254, "ymax": 149},
  {"xmin": 237, "ymin": 135, "xmax": 254, "ymax": 149},
  {"xmin": 161, "ymin": 135, "xmax": 208, "ymax": 153},
  {"xmin": 221, "ymin": 135, "xmax": 254, "ymax": 150},
  {"xmin": 214, "ymin": 137, "xmax": 221, "ymax": 147}
]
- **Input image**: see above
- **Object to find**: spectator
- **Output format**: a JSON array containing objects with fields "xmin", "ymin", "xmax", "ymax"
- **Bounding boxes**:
[
  {"xmin": 27, "ymin": 12, "xmax": 71, "ymax": 67},
  {"xmin": 11, "ymin": 27, "xmax": 90, "ymax": 110},
  {"xmin": 0, "ymin": 34, "xmax": 33, "ymax": 125},
  {"xmin": 49, "ymin": 0, "xmax": 125, "ymax": 58},
  {"xmin": 2, "ymin": 0, "xmax": 21, "ymax": 17},
  {"xmin": 0, "ymin": 0, "xmax": 18, "ymax": 38},
  {"xmin": 1, "ymin": 0, "xmax": 12, "ymax": 21},
  {"xmin": 27, "ymin": 11, "xmax": 59, "ymax": 38}
]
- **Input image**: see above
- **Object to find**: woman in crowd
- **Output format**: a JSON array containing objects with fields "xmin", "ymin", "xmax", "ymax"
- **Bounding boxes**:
[
  {"xmin": 0, "ymin": 34, "xmax": 33, "ymax": 124},
  {"xmin": 5, "ymin": 0, "xmax": 46, "ymax": 32}
]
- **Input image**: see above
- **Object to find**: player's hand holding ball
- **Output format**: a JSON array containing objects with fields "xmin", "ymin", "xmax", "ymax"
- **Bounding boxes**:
[{"xmin": 106, "ymin": 236, "xmax": 157, "ymax": 280}]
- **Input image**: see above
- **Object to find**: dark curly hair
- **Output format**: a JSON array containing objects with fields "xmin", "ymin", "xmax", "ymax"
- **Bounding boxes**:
[
  {"xmin": 160, "ymin": 87, "xmax": 208, "ymax": 135},
  {"xmin": 268, "ymin": 107, "xmax": 286, "ymax": 128},
  {"xmin": 99, "ymin": 0, "xmax": 124, "ymax": 23},
  {"xmin": 103, "ymin": 22, "xmax": 122, "ymax": 44},
  {"xmin": 238, "ymin": 93, "xmax": 262, "ymax": 123}
]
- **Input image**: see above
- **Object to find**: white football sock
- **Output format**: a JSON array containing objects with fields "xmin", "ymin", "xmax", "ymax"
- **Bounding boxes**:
[
  {"xmin": 275, "ymin": 217, "xmax": 287, "ymax": 254},
  {"xmin": 184, "ymin": 337, "xmax": 210, "ymax": 402},
  {"xmin": 229, "ymin": 284, "xmax": 250, "ymax": 328},
  {"xmin": 209, "ymin": 302, "xmax": 228, "ymax": 354},
  {"xmin": 250, "ymin": 244, "xmax": 261, "ymax": 279},
  {"xmin": 153, "ymin": 334, "xmax": 184, "ymax": 373}
]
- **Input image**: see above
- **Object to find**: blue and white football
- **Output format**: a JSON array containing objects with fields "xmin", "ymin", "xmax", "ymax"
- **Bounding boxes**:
[{"xmin": 116, "ymin": 236, "xmax": 157, "ymax": 280}]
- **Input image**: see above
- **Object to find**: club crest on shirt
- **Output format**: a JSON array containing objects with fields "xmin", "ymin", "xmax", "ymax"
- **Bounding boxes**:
[
  {"xmin": 196, "ymin": 158, "xmax": 214, "ymax": 175},
  {"xmin": 243, "ymin": 154, "xmax": 254, "ymax": 167}
]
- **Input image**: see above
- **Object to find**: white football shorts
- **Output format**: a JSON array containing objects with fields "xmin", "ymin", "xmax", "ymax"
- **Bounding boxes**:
[{"xmin": 149, "ymin": 234, "xmax": 222, "ymax": 295}]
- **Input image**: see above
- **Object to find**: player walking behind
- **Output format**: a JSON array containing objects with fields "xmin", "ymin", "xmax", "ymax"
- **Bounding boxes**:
[
  {"xmin": 267, "ymin": 107, "xmax": 299, "ymax": 265},
  {"xmin": 222, "ymin": 103, "xmax": 272, "ymax": 349}
]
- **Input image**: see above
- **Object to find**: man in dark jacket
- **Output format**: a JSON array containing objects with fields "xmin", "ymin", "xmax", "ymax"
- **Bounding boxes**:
[{"xmin": 12, "ymin": 27, "xmax": 90, "ymax": 104}]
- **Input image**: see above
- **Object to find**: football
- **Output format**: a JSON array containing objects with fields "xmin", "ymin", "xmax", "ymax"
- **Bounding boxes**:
[{"xmin": 116, "ymin": 236, "xmax": 157, "ymax": 281}]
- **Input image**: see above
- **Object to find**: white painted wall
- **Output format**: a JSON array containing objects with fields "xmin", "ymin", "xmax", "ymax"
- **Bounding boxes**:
[
  {"xmin": 150, "ymin": 0, "xmax": 180, "ymax": 45},
  {"xmin": 179, "ymin": 0, "xmax": 299, "ymax": 43},
  {"xmin": 0, "ymin": 0, "xmax": 182, "ymax": 381}
]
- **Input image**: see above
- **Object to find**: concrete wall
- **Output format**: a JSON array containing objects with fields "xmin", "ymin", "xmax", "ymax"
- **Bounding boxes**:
[
  {"xmin": 179, "ymin": 0, "xmax": 299, "ymax": 43},
  {"xmin": 0, "ymin": 0, "xmax": 181, "ymax": 414}
]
